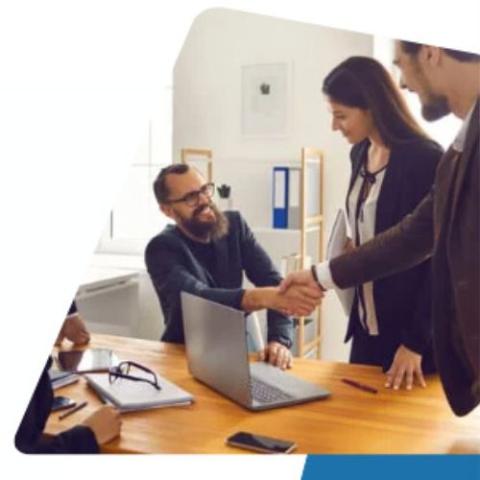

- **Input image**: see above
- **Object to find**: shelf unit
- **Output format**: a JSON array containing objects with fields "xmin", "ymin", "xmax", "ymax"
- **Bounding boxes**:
[
  {"xmin": 180, "ymin": 148, "xmax": 213, "ymax": 182},
  {"xmin": 296, "ymin": 147, "xmax": 324, "ymax": 358}
]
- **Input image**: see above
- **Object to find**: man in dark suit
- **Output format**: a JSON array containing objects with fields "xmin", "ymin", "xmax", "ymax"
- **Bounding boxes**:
[
  {"xmin": 145, "ymin": 164, "xmax": 322, "ymax": 370},
  {"xmin": 282, "ymin": 41, "xmax": 479, "ymax": 416}
]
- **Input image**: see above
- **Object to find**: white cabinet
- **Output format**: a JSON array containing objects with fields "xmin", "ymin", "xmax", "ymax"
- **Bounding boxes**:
[
  {"xmin": 76, "ymin": 255, "xmax": 164, "ymax": 341},
  {"xmin": 76, "ymin": 276, "xmax": 138, "ymax": 337},
  {"xmin": 76, "ymin": 268, "xmax": 139, "ymax": 337}
]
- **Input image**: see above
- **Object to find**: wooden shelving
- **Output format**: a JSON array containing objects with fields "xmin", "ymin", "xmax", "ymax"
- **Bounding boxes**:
[{"xmin": 296, "ymin": 147, "xmax": 324, "ymax": 358}]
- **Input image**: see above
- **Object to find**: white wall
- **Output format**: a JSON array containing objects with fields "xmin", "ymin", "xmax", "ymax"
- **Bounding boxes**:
[{"xmin": 173, "ymin": 9, "xmax": 375, "ymax": 361}]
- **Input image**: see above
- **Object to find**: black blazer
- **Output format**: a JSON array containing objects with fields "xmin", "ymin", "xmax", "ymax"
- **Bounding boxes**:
[
  {"xmin": 344, "ymin": 137, "xmax": 443, "ymax": 371},
  {"xmin": 145, "ymin": 211, "xmax": 293, "ymax": 347},
  {"xmin": 15, "ymin": 357, "xmax": 98, "ymax": 453}
]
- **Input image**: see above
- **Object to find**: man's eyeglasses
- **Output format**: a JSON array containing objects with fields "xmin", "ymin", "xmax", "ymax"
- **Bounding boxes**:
[
  {"xmin": 166, "ymin": 182, "xmax": 215, "ymax": 208},
  {"xmin": 109, "ymin": 361, "xmax": 161, "ymax": 390}
]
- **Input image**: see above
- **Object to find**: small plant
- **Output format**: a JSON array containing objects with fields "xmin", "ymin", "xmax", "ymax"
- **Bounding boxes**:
[{"xmin": 217, "ymin": 184, "xmax": 231, "ymax": 199}]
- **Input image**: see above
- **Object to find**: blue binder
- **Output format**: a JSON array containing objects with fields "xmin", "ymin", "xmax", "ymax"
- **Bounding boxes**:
[{"xmin": 273, "ymin": 167, "xmax": 289, "ymax": 228}]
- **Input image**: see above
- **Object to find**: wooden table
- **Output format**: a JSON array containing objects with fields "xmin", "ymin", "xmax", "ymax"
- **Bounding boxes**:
[{"xmin": 45, "ymin": 334, "xmax": 480, "ymax": 454}]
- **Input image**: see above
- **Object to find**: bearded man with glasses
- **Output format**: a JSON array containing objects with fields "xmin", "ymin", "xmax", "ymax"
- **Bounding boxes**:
[{"xmin": 145, "ymin": 164, "xmax": 323, "ymax": 370}]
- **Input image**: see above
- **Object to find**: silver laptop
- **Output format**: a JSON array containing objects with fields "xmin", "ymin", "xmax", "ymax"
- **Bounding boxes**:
[{"xmin": 181, "ymin": 292, "xmax": 330, "ymax": 411}]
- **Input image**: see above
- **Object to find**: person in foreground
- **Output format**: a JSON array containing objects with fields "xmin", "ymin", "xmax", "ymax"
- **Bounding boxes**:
[
  {"xmin": 15, "ymin": 303, "xmax": 121, "ymax": 453},
  {"xmin": 281, "ymin": 41, "xmax": 480, "ymax": 416},
  {"xmin": 145, "ymin": 164, "xmax": 323, "ymax": 370},
  {"xmin": 322, "ymin": 56, "xmax": 443, "ymax": 390}
]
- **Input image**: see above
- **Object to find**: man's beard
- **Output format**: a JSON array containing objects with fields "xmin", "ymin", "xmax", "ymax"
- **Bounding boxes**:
[
  {"xmin": 179, "ymin": 202, "xmax": 229, "ymax": 241},
  {"xmin": 412, "ymin": 61, "xmax": 451, "ymax": 121},
  {"xmin": 421, "ymin": 94, "xmax": 451, "ymax": 121}
]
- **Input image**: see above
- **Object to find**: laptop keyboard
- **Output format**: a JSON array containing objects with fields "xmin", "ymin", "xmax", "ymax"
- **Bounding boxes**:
[{"xmin": 250, "ymin": 378, "xmax": 294, "ymax": 404}]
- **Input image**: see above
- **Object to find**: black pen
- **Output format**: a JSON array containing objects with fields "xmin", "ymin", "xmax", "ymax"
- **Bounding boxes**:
[
  {"xmin": 341, "ymin": 378, "xmax": 378, "ymax": 394},
  {"xmin": 59, "ymin": 401, "xmax": 88, "ymax": 420}
]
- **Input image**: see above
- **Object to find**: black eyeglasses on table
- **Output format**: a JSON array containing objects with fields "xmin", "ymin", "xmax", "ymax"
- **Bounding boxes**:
[{"xmin": 109, "ymin": 361, "xmax": 161, "ymax": 390}]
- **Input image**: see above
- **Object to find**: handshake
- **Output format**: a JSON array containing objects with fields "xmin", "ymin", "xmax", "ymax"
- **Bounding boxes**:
[{"xmin": 242, "ymin": 269, "xmax": 324, "ymax": 317}]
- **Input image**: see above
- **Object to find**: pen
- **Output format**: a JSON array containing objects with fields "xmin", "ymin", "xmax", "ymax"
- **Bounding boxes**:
[
  {"xmin": 59, "ymin": 401, "xmax": 88, "ymax": 420},
  {"xmin": 341, "ymin": 378, "xmax": 378, "ymax": 394}
]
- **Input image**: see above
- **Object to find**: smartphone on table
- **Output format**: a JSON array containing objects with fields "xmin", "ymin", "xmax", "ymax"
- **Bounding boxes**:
[
  {"xmin": 51, "ymin": 396, "xmax": 76, "ymax": 412},
  {"xmin": 226, "ymin": 431, "xmax": 297, "ymax": 454}
]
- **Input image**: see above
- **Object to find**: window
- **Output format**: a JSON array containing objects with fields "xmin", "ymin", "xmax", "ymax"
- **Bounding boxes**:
[{"xmin": 96, "ymin": 118, "xmax": 172, "ymax": 255}]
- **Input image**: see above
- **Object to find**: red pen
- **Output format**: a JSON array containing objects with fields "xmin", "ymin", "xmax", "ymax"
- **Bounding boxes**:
[{"xmin": 341, "ymin": 378, "xmax": 378, "ymax": 394}]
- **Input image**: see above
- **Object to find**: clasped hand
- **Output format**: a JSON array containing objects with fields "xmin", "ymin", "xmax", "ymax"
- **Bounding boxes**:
[{"xmin": 274, "ymin": 274, "xmax": 324, "ymax": 317}]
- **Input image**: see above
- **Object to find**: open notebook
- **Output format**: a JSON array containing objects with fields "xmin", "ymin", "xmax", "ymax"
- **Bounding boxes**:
[{"xmin": 85, "ymin": 371, "xmax": 194, "ymax": 412}]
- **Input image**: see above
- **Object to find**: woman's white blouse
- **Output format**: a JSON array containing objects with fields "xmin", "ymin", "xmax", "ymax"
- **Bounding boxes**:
[{"xmin": 347, "ymin": 168, "xmax": 387, "ymax": 336}]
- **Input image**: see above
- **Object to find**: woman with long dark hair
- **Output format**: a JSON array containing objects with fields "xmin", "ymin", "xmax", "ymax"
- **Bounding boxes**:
[{"xmin": 322, "ymin": 56, "xmax": 443, "ymax": 390}]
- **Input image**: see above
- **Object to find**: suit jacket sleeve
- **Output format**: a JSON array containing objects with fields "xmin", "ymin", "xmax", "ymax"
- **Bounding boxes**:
[
  {"xmin": 68, "ymin": 301, "xmax": 78, "ymax": 315},
  {"xmin": 331, "ymin": 189, "xmax": 435, "ymax": 288},
  {"xmin": 145, "ymin": 240, "xmax": 245, "ymax": 310},
  {"xmin": 236, "ymin": 213, "xmax": 293, "ymax": 348},
  {"xmin": 15, "ymin": 358, "xmax": 99, "ymax": 454},
  {"xmin": 16, "ymin": 426, "xmax": 99, "ymax": 454}
]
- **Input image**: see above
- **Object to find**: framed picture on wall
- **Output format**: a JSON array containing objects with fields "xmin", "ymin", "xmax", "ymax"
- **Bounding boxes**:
[{"xmin": 241, "ymin": 62, "xmax": 291, "ymax": 137}]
